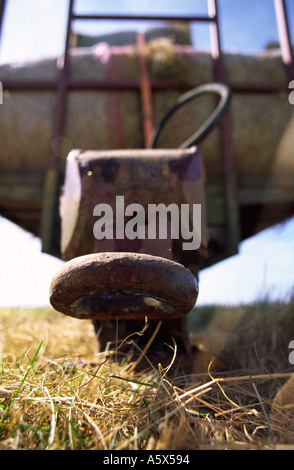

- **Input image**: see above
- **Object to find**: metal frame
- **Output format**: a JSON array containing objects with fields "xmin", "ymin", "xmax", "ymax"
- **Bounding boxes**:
[{"xmin": 0, "ymin": 0, "xmax": 293, "ymax": 256}]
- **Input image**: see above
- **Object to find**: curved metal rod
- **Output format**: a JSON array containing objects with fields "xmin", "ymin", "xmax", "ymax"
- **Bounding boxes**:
[{"xmin": 149, "ymin": 82, "xmax": 231, "ymax": 149}]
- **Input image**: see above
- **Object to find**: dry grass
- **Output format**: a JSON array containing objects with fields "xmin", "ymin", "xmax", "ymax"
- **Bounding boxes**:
[{"xmin": 0, "ymin": 303, "xmax": 294, "ymax": 451}]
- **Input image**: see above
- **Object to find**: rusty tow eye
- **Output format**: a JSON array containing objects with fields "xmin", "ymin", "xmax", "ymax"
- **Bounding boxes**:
[{"xmin": 49, "ymin": 252, "xmax": 198, "ymax": 320}]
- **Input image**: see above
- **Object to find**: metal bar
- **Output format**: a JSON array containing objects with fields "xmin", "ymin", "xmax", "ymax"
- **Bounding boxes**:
[
  {"xmin": 207, "ymin": 0, "xmax": 240, "ymax": 255},
  {"xmin": 49, "ymin": 0, "xmax": 74, "ymax": 168},
  {"xmin": 207, "ymin": 0, "xmax": 232, "ymax": 169},
  {"xmin": 207, "ymin": 0, "xmax": 224, "ymax": 79},
  {"xmin": 72, "ymin": 13, "xmax": 214, "ymax": 23},
  {"xmin": 137, "ymin": 32, "xmax": 154, "ymax": 147},
  {"xmin": 2, "ymin": 78, "xmax": 290, "ymax": 93},
  {"xmin": 1, "ymin": 80, "xmax": 57, "ymax": 89},
  {"xmin": 30, "ymin": 0, "xmax": 293, "ymax": 258},
  {"xmin": 0, "ymin": 0, "xmax": 7, "ymax": 43},
  {"xmin": 274, "ymin": 0, "xmax": 294, "ymax": 78},
  {"xmin": 41, "ymin": 0, "xmax": 75, "ymax": 254}
]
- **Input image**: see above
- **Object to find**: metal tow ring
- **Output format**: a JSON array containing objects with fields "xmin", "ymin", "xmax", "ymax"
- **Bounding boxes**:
[{"xmin": 49, "ymin": 253, "xmax": 198, "ymax": 320}]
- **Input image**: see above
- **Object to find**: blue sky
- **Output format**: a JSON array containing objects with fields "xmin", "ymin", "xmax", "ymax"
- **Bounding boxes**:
[
  {"xmin": 1, "ymin": 0, "xmax": 293, "ymax": 63},
  {"xmin": 0, "ymin": 0, "xmax": 294, "ymax": 307}
]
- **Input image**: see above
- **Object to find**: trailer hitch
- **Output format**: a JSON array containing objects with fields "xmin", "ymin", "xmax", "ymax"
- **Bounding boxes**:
[{"xmin": 50, "ymin": 83, "xmax": 231, "ymax": 321}]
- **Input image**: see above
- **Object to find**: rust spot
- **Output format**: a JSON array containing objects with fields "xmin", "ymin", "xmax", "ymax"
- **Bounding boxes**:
[{"xmin": 169, "ymin": 153, "xmax": 200, "ymax": 181}]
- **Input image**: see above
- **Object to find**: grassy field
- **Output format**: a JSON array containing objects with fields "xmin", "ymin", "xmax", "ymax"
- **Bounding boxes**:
[{"xmin": 0, "ymin": 299, "xmax": 294, "ymax": 450}]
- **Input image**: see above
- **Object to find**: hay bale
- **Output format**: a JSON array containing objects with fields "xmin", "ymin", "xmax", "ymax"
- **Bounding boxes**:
[
  {"xmin": 0, "ymin": 39, "xmax": 293, "ymax": 180},
  {"xmin": 149, "ymin": 46, "xmax": 293, "ymax": 178}
]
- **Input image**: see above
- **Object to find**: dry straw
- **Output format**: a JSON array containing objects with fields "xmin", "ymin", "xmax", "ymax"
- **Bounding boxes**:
[{"xmin": 0, "ymin": 303, "xmax": 294, "ymax": 450}]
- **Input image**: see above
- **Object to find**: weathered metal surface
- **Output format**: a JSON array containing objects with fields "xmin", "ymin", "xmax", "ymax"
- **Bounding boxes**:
[
  {"xmin": 60, "ymin": 147, "xmax": 208, "ymax": 276},
  {"xmin": 49, "ymin": 252, "xmax": 198, "ymax": 320}
]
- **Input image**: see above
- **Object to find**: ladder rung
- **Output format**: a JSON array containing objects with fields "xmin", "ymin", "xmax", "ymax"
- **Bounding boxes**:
[{"xmin": 72, "ymin": 13, "xmax": 216, "ymax": 23}]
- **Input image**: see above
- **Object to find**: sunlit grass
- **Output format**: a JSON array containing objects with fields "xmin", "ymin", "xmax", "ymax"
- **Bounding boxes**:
[{"xmin": 0, "ymin": 303, "xmax": 294, "ymax": 450}]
